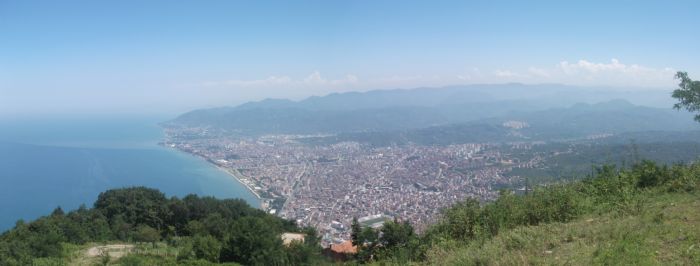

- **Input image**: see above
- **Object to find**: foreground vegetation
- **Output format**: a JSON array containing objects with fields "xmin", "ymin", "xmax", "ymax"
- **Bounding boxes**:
[
  {"xmin": 0, "ymin": 187, "xmax": 322, "ymax": 265},
  {"xmin": 424, "ymin": 191, "xmax": 700, "ymax": 265},
  {"xmin": 1, "ymin": 159, "xmax": 698, "ymax": 265}
]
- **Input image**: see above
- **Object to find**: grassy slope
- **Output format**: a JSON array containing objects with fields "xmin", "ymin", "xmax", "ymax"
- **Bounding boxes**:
[{"xmin": 424, "ymin": 192, "xmax": 700, "ymax": 265}]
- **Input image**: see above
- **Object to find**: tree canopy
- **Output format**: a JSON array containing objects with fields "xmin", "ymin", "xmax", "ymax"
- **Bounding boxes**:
[
  {"xmin": 672, "ymin": 71, "xmax": 700, "ymax": 121},
  {"xmin": 0, "ymin": 187, "xmax": 320, "ymax": 266}
]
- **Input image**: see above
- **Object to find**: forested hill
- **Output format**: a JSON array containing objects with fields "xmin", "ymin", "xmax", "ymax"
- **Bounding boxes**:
[{"xmin": 0, "ymin": 187, "xmax": 322, "ymax": 266}]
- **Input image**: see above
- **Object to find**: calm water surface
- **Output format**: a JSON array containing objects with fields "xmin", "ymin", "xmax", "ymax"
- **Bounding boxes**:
[{"xmin": 0, "ymin": 116, "xmax": 259, "ymax": 231}]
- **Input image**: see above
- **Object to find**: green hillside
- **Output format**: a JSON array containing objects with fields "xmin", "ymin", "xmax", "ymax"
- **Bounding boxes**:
[{"xmin": 424, "ymin": 190, "xmax": 699, "ymax": 265}]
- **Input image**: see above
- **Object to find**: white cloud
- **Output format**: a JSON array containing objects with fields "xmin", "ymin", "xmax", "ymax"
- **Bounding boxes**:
[
  {"xmin": 203, "ymin": 76, "xmax": 293, "ymax": 87},
  {"xmin": 375, "ymin": 75, "xmax": 425, "ymax": 83},
  {"xmin": 457, "ymin": 68, "xmax": 483, "ymax": 81},
  {"xmin": 303, "ymin": 71, "xmax": 324, "ymax": 84},
  {"xmin": 559, "ymin": 58, "xmax": 626, "ymax": 74},
  {"xmin": 333, "ymin": 74, "xmax": 359, "ymax": 85},
  {"xmin": 368, "ymin": 75, "xmax": 446, "ymax": 89},
  {"xmin": 200, "ymin": 71, "xmax": 359, "ymax": 89},
  {"xmin": 195, "ymin": 59, "xmax": 675, "ymax": 95},
  {"xmin": 494, "ymin": 70, "xmax": 529, "ymax": 79},
  {"xmin": 554, "ymin": 58, "xmax": 675, "ymax": 86},
  {"xmin": 487, "ymin": 59, "xmax": 675, "ymax": 87},
  {"xmin": 303, "ymin": 71, "xmax": 359, "ymax": 86},
  {"xmin": 527, "ymin": 67, "xmax": 550, "ymax": 78}
]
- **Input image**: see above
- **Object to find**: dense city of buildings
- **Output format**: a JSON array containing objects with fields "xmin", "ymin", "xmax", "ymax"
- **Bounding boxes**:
[{"xmin": 162, "ymin": 127, "xmax": 544, "ymax": 246}]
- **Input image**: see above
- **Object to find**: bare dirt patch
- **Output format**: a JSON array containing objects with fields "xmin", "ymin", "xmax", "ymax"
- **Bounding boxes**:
[{"xmin": 85, "ymin": 244, "xmax": 135, "ymax": 259}]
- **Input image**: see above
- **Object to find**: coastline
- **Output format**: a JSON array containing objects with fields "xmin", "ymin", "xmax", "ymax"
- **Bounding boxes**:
[
  {"xmin": 161, "ymin": 144, "xmax": 264, "ymax": 208},
  {"xmin": 213, "ymin": 165, "xmax": 263, "ymax": 201}
]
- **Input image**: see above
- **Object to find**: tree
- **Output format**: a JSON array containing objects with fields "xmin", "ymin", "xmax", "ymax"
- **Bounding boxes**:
[
  {"xmin": 440, "ymin": 198, "xmax": 483, "ymax": 240},
  {"xmin": 0, "ymin": 186, "xmax": 324, "ymax": 264},
  {"xmin": 293, "ymin": 226, "xmax": 324, "ymax": 265},
  {"xmin": 357, "ymin": 227, "xmax": 379, "ymax": 262},
  {"xmin": 350, "ymin": 217, "xmax": 361, "ymax": 247},
  {"xmin": 380, "ymin": 219, "xmax": 415, "ymax": 249},
  {"xmin": 192, "ymin": 234, "xmax": 222, "ymax": 263},
  {"xmin": 285, "ymin": 239, "xmax": 322, "ymax": 266},
  {"xmin": 94, "ymin": 187, "xmax": 170, "ymax": 230},
  {"xmin": 50, "ymin": 207, "xmax": 64, "ymax": 217},
  {"xmin": 220, "ymin": 216, "xmax": 286, "ymax": 265},
  {"xmin": 672, "ymin": 71, "xmax": 700, "ymax": 121},
  {"xmin": 634, "ymin": 160, "xmax": 669, "ymax": 188},
  {"xmin": 111, "ymin": 215, "xmax": 132, "ymax": 241},
  {"xmin": 28, "ymin": 220, "xmax": 65, "ymax": 257},
  {"xmin": 132, "ymin": 225, "xmax": 160, "ymax": 247}
]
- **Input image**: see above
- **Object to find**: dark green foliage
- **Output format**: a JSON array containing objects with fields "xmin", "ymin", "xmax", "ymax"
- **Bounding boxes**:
[
  {"xmin": 377, "ymin": 220, "xmax": 421, "ymax": 262},
  {"xmin": 285, "ymin": 234, "xmax": 324, "ymax": 266},
  {"xmin": 349, "ymin": 218, "xmax": 422, "ymax": 263},
  {"xmin": 666, "ymin": 164, "xmax": 700, "ymax": 192},
  {"xmin": 219, "ymin": 216, "xmax": 287, "ymax": 265},
  {"xmin": 350, "ymin": 217, "xmax": 361, "ymax": 247},
  {"xmin": 379, "ymin": 219, "xmax": 415, "ymax": 249},
  {"xmin": 286, "ymin": 226, "xmax": 323, "ymax": 265},
  {"xmin": 356, "ymin": 226, "xmax": 379, "ymax": 262},
  {"xmin": 633, "ymin": 160, "xmax": 670, "ymax": 188},
  {"xmin": 132, "ymin": 225, "xmax": 161, "ymax": 245},
  {"xmin": 192, "ymin": 235, "xmax": 222, "ymax": 263},
  {"xmin": 522, "ymin": 185, "xmax": 579, "ymax": 224},
  {"xmin": 438, "ymin": 198, "xmax": 484, "ymax": 241},
  {"xmin": 94, "ymin": 187, "xmax": 170, "ymax": 230},
  {"xmin": 51, "ymin": 207, "xmax": 65, "ymax": 217},
  {"xmin": 0, "ymin": 187, "xmax": 320, "ymax": 265}
]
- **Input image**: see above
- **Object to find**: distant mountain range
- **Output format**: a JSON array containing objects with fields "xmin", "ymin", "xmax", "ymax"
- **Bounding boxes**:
[
  {"xmin": 302, "ymin": 100, "xmax": 698, "ymax": 146},
  {"xmin": 166, "ymin": 83, "xmax": 694, "ymax": 143}
]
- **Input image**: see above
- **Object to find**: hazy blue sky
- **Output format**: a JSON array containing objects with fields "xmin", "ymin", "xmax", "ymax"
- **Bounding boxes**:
[{"xmin": 1, "ymin": 0, "xmax": 699, "ymax": 116}]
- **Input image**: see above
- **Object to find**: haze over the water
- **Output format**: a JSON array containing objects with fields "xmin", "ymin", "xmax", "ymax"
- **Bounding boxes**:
[{"xmin": 2, "ymin": 0, "xmax": 699, "ymax": 117}]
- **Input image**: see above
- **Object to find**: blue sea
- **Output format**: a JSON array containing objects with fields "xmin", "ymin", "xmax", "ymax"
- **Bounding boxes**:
[{"xmin": 0, "ymin": 116, "xmax": 259, "ymax": 232}]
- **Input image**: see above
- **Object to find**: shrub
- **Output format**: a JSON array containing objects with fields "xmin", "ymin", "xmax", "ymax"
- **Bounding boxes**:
[{"xmin": 634, "ymin": 160, "xmax": 670, "ymax": 188}]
